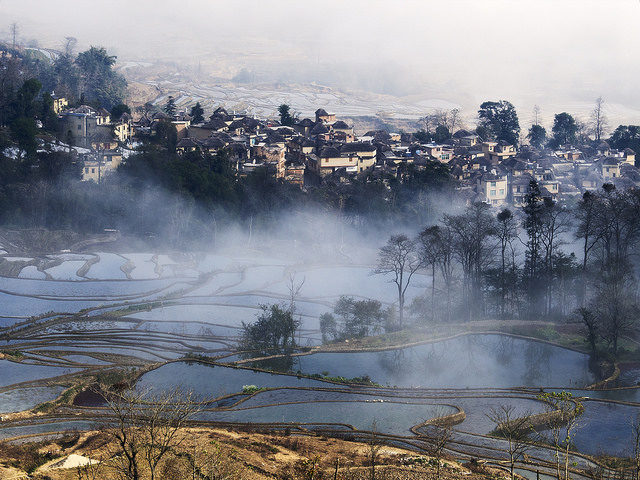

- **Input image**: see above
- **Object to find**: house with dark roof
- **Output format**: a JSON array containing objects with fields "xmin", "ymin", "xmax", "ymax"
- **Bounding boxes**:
[
  {"xmin": 294, "ymin": 118, "xmax": 316, "ymax": 137},
  {"xmin": 201, "ymin": 135, "xmax": 229, "ymax": 153},
  {"xmin": 600, "ymin": 157, "xmax": 621, "ymax": 183},
  {"xmin": 309, "ymin": 122, "xmax": 330, "ymax": 140},
  {"xmin": 331, "ymin": 120, "xmax": 353, "ymax": 135},
  {"xmin": 189, "ymin": 117, "xmax": 229, "ymax": 140},
  {"xmin": 211, "ymin": 107, "xmax": 233, "ymax": 122},
  {"xmin": 623, "ymin": 148, "xmax": 636, "ymax": 166},
  {"xmin": 315, "ymin": 108, "xmax": 336, "ymax": 123},
  {"xmin": 307, "ymin": 141, "xmax": 379, "ymax": 177},
  {"xmin": 176, "ymin": 137, "xmax": 200, "ymax": 154},
  {"xmin": 340, "ymin": 142, "xmax": 377, "ymax": 160},
  {"xmin": 482, "ymin": 140, "xmax": 517, "ymax": 164}
]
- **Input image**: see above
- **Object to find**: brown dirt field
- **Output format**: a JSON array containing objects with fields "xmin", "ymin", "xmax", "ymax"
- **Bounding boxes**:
[{"xmin": 0, "ymin": 427, "xmax": 514, "ymax": 480}]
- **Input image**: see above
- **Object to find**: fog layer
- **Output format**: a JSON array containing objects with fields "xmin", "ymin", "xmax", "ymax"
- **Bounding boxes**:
[{"xmin": 3, "ymin": 0, "xmax": 640, "ymax": 126}]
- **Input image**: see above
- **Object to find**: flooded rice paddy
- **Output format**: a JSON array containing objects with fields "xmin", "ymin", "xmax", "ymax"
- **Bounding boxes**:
[{"xmin": 0, "ymin": 246, "xmax": 638, "ymax": 476}]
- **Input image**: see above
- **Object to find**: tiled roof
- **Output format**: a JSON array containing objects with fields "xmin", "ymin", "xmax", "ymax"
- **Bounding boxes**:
[
  {"xmin": 332, "ymin": 120, "xmax": 350, "ymax": 129},
  {"xmin": 319, "ymin": 146, "xmax": 341, "ymax": 158},
  {"xmin": 340, "ymin": 142, "xmax": 376, "ymax": 153}
]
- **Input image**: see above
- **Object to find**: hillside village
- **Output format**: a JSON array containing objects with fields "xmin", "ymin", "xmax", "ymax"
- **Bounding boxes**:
[{"xmin": 56, "ymin": 98, "xmax": 638, "ymax": 207}]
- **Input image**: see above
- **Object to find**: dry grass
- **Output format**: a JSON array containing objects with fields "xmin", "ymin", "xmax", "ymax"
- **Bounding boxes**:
[{"xmin": 0, "ymin": 427, "xmax": 516, "ymax": 480}]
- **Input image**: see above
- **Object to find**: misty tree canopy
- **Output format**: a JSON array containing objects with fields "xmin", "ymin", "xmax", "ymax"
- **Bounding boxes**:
[
  {"xmin": 240, "ymin": 304, "xmax": 300, "ymax": 354},
  {"xmin": 477, "ymin": 100, "xmax": 520, "ymax": 146},
  {"xmin": 551, "ymin": 112, "xmax": 578, "ymax": 147},
  {"xmin": 609, "ymin": 125, "xmax": 640, "ymax": 156},
  {"xmin": 75, "ymin": 46, "xmax": 127, "ymax": 110},
  {"xmin": 527, "ymin": 124, "xmax": 546, "ymax": 149}
]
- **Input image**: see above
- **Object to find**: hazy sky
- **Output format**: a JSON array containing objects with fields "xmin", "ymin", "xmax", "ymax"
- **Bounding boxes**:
[{"xmin": 2, "ymin": 0, "xmax": 640, "ymax": 127}]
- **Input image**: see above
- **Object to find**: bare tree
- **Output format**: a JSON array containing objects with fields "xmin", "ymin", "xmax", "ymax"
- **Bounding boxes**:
[
  {"xmin": 575, "ymin": 191, "xmax": 603, "ymax": 307},
  {"xmin": 590, "ymin": 275, "xmax": 639, "ymax": 355},
  {"xmin": 287, "ymin": 272, "xmax": 305, "ymax": 345},
  {"xmin": 367, "ymin": 420, "xmax": 384, "ymax": 480},
  {"xmin": 590, "ymin": 96, "xmax": 608, "ymax": 143},
  {"xmin": 449, "ymin": 108, "xmax": 463, "ymax": 133},
  {"xmin": 287, "ymin": 272, "xmax": 305, "ymax": 316},
  {"xmin": 538, "ymin": 199, "xmax": 573, "ymax": 317},
  {"xmin": 432, "ymin": 108, "xmax": 463, "ymax": 133},
  {"xmin": 102, "ymin": 386, "xmax": 202, "ymax": 480},
  {"xmin": 575, "ymin": 307, "xmax": 599, "ymax": 354},
  {"xmin": 10, "ymin": 22, "xmax": 18, "ymax": 48},
  {"xmin": 64, "ymin": 36, "xmax": 78, "ymax": 57},
  {"xmin": 495, "ymin": 209, "xmax": 519, "ymax": 318},
  {"xmin": 373, "ymin": 234, "xmax": 423, "ymax": 329},
  {"xmin": 487, "ymin": 405, "xmax": 533, "ymax": 480},
  {"xmin": 421, "ymin": 113, "xmax": 437, "ymax": 134},
  {"xmin": 420, "ymin": 413, "xmax": 454, "ymax": 480},
  {"xmin": 76, "ymin": 459, "xmax": 103, "ymax": 480},
  {"xmin": 631, "ymin": 413, "xmax": 640, "ymax": 480},
  {"xmin": 537, "ymin": 391, "xmax": 584, "ymax": 480},
  {"xmin": 419, "ymin": 225, "xmax": 456, "ymax": 323},
  {"xmin": 187, "ymin": 440, "xmax": 240, "ymax": 480},
  {"xmin": 444, "ymin": 203, "xmax": 496, "ymax": 321},
  {"xmin": 533, "ymin": 104, "xmax": 542, "ymax": 126},
  {"xmin": 589, "ymin": 186, "xmax": 640, "ymax": 354}
]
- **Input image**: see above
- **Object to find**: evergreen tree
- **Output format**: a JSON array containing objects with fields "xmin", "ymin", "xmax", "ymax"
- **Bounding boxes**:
[
  {"xmin": 551, "ymin": 112, "xmax": 578, "ymax": 147},
  {"xmin": 75, "ymin": 46, "xmax": 126, "ymax": 109},
  {"xmin": 190, "ymin": 101, "xmax": 204, "ymax": 123},
  {"xmin": 110, "ymin": 103, "xmax": 131, "ymax": 119},
  {"xmin": 522, "ymin": 180, "xmax": 545, "ymax": 318},
  {"xmin": 163, "ymin": 96, "xmax": 177, "ymax": 116},
  {"xmin": 527, "ymin": 124, "xmax": 547, "ymax": 149},
  {"xmin": 478, "ymin": 100, "xmax": 520, "ymax": 146},
  {"xmin": 278, "ymin": 104, "xmax": 294, "ymax": 126}
]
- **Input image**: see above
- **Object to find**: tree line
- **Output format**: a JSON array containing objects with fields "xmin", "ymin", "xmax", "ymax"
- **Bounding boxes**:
[
  {"xmin": 420, "ymin": 97, "xmax": 639, "ymax": 155},
  {"xmin": 374, "ymin": 181, "xmax": 640, "ymax": 358}
]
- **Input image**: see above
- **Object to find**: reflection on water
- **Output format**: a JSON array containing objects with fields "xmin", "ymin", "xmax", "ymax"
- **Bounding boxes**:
[
  {"xmin": 0, "ymin": 386, "xmax": 65, "ymax": 413},
  {"xmin": 495, "ymin": 335, "xmax": 516, "ymax": 366},
  {"xmin": 522, "ymin": 342, "xmax": 552, "ymax": 386},
  {"xmin": 0, "ymin": 249, "xmax": 635, "ymax": 464},
  {"xmin": 196, "ymin": 401, "xmax": 456, "ymax": 435},
  {"xmin": 137, "ymin": 361, "xmax": 327, "ymax": 399},
  {"xmin": 288, "ymin": 335, "xmax": 595, "ymax": 389}
]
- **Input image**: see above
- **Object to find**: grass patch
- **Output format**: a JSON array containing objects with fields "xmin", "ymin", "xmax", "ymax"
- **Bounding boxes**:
[
  {"xmin": 1, "ymin": 350, "xmax": 24, "ymax": 359},
  {"xmin": 309, "ymin": 373, "xmax": 382, "ymax": 386},
  {"xmin": 242, "ymin": 385, "xmax": 266, "ymax": 394}
]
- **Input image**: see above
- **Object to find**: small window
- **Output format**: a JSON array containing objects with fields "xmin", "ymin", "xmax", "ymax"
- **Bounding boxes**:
[
  {"xmin": 490, "ymin": 181, "xmax": 496, "ymax": 187},
  {"xmin": 77, "ymin": 124, "xmax": 81, "ymax": 130},
  {"xmin": 499, "ymin": 189, "xmax": 505, "ymax": 195},
  {"xmin": 490, "ymin": 190, "xmax": 496, "ymax": 196}
]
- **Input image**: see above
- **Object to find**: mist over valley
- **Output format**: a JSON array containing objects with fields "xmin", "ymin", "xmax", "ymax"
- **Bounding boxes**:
[{"xmin": 2, "ymin": 2, "xmax": 640, "ymax": 478}]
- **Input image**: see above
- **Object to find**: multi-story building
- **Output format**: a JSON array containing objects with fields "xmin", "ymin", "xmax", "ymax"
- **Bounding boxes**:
[{"xmin": 477, "ymin": 174, "xmax": 508, "ymax": 206}]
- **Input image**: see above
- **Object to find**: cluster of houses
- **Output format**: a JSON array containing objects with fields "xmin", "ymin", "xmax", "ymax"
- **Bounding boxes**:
[{"xmin": 55, "ymin": 99, "xmax": 640, "ymax": 207}]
